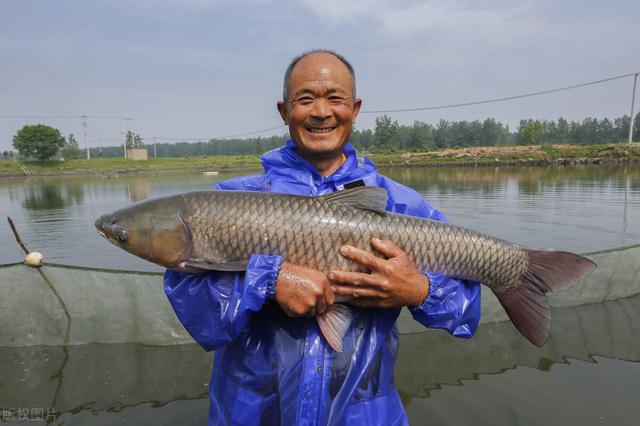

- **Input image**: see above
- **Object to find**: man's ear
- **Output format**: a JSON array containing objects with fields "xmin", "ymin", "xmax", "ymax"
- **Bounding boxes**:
[
  {"xmin": 352, "ymin": 98, "xmax": 362, "ymax": 121},
  {"xmin": 277, "ymin": 101, "xmax": 288, "ymax": 125}
]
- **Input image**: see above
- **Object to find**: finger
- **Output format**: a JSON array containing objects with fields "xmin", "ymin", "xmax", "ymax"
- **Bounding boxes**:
[
  {"xmin": 328, "ymin": 270, "xmax": 378, "ymax": 286},
  {"xmin": 350, "ymin": 298, "xmax": 379, "ymax": 308},
  {"xmin": 339, "ymin": 245, "xmax": 384, "ymax": 270},
  {"xmin": 325, "ymin": 282, "xmax": 335, "ymax": 305},
  {"xmin": 331, "ymin": 285, "xmax": 380, "ymax": 299},
  {"xmin": 371, "ymin": 237, "xmax": 404, "ymax": 259},
  {"xmin": 316, "ymin": 293, "xmax": 327, "ymax": 316}
]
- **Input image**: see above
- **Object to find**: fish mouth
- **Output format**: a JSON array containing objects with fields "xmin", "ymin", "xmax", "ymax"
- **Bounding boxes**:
[
  {"xmin": 95, "ymin": 216, "xmax": 127, "ymax": 242},
  {"xmin": 95, "ymin": 218, "xmax": 108, "ymax": 239}
]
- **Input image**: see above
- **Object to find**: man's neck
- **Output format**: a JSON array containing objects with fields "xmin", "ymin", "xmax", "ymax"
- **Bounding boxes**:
[{"xmin": 302, "ymin": 153, "xmax": 347, "ymax": 177}]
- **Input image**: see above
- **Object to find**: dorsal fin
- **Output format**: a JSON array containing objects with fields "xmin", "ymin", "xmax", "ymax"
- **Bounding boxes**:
[{"xmin": 320, "ymin": 187, "xmax": 388, "ymax": 214}]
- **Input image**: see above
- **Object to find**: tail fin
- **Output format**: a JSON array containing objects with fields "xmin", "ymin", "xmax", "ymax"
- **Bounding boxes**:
[
  {"xmin": 495, "ymin": 249, "xmax": 597, "ymax": 347},
  {"xmin": 317, "ymin": 304, "xmax": 354, "ymax": 352}
]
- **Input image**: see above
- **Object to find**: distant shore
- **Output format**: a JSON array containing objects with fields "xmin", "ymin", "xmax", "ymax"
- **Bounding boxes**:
[{"xmin": 1, "ymin": 143, "xmax": 638, "ymax": 179}]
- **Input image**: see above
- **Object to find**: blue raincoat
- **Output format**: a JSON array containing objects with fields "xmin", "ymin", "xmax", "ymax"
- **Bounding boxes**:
[{"xmin": 164, "ymin": 141, "xmax": 481, "ymax": 425}]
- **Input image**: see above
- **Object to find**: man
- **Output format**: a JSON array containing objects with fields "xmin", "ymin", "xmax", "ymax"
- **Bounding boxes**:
[{"xmin": 164, "ymin": 50, "xmax": 481, "ymax": 425}]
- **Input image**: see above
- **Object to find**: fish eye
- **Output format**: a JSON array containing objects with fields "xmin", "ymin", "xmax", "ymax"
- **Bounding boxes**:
[{"xmin": 116, "ymin": 231, "xmax": 128, "ymax": 242}]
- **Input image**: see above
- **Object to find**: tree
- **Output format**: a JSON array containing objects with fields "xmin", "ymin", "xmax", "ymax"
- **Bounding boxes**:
[
  {"xmin": 61, "ymin": 133, "xmax": 81, "ymax": 159},
  {"xmin": 516, "ymin": 119, "xmax": 544, "ymax": 145},
  {"xmin": 555, "ymin": 117, "xmax": 570, "ymax": 143},
  {"xmin": 13, "ymin": 124, "xmax": 65, "ymax": 161},
  {"xmin": 373, "ymin": 115, "xmax": 399, "ymax": 149},
  {"xmin": 125, "ymin": 131, "xmax": 144, "ymax": 148}
]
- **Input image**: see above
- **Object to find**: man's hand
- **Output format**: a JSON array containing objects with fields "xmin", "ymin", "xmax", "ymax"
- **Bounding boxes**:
[
  {"xmin": 329, "ymin": 238, "xmax": 429, "ymax": 308},
  {"xmin": 275, "ymin": 261, "xmax": 335, "ymax": 317}
]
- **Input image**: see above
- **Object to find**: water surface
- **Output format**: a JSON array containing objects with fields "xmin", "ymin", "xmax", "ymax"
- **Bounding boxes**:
[
  {"xmin": 0, "ymin": 164, "xmax": 639, "ymax": 425},
  {"xmin": 1, "ymin": 164, "xmax": 638, "ymax": 271},
  {"xmin": 1, "ymin": 293, "xmax": 639, "ymax": 425}
]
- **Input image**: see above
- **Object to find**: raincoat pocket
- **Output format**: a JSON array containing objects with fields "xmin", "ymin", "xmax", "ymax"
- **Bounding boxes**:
[{"xmin": 214, "ymin": 369, "xmax": 277, "ymax": 426}]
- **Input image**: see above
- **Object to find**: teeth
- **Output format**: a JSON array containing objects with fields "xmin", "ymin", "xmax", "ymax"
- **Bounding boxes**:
[{"xmin": 308, "ymin": 128, "xmax": 335, "ymax": 133}]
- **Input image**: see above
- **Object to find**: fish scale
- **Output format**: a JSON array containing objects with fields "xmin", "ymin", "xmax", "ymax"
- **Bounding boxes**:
[
  {"xmin": 96, "ymin": 186, "xmax": 596, "ymax": 348},
  {"xmin": 178, "ymin": 190, "xmax": 527, "ymax": 291}
]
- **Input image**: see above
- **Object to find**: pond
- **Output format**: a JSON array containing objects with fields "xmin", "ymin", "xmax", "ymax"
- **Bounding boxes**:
[
  {"xmin": 1, "ymin": 163, "xmax": 639, "ymax": 425},
  {"xmin": 1, "ymin": 164, "xmax": 639, "ymax": 271},
  {"xmin": 1, "ymin": 293, "xmax": 639, "ymax": 425}
]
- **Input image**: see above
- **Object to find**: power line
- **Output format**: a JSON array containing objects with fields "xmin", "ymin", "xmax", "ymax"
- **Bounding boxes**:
[
  {"xmin": 4, "ymin": 71, "xmax": 636, "ymax": 141},
  {"xmin": 142, "ymin": 125, "xmax": 287, "ymax": 142},
  {"xmin": 218, "ymin": 124, "xmax": 287, "ymax": 139},
  {"xmin": 361, "ymin": 71, "xmax": 640, "ymax": 114}
]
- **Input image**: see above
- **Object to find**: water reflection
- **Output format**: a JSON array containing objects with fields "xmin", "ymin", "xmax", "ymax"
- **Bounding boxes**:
[
  {"xmin": 381, "ymin": 164, "xmax": 640, "ymax": 193},
  {"xmin": 396, "ymin": 294, "xmax": 640, "ymax": 401},
  {"xmin": 381, "ymin": 165, "xmax": 640, "ymax": 206},
  {"xmin": 126, "ymin": 178, "xmax": 150, "ymax": 202},
  {"xmin": 21, "ymin": 182, "xmax": 85, "ymax": 211},
  {"xmin": 0, "ymin": 172, "xmax": 240, "ymax": 268},
  {"xmin": 1, "ymin": 294, "xmax": 639, "ymax": 423},
  {"xmin": 381, "ymin": 164, "xmax": 640, "ymax": 252},
  {"xmin": 0, "ymin": 165, "xmax": 638, "ymax": 268}
]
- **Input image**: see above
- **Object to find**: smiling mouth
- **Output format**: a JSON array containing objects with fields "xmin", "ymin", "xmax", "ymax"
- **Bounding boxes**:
[{"xmin": 306, "ymin": 127, "xmax": 336, "ymax": 133}]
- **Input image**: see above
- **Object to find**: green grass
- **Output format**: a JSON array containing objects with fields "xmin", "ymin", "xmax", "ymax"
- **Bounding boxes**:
[
  {"xmin": 0, "ymin": 155, "xmax": 262, "ymax": 177},
  {"xmin": 1, "ymin": 143, "xmax": 638, "ymax": 177}
]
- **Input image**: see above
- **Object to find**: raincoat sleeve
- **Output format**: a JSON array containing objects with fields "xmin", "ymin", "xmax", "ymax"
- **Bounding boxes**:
[
  {"xmin": 407, "ymin": 202, "xmax": 481, "ymax": 338},
  {"xmin": 164, "ymin": 254, "xmax": 283, "ymax": 351}
]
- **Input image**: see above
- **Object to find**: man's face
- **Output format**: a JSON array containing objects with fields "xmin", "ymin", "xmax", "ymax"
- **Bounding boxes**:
[{"xmin": 277, "ymin": 53, "xmax": 362, "ymax": 160}]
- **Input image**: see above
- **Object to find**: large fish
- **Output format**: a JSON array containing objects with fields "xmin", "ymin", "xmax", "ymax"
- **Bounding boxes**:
[{"xmin": 95, "ymin": 187, "xmax": 596, "ymax": 351}]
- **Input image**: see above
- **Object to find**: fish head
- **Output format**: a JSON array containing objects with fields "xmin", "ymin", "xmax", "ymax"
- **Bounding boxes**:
[{"xmin": 95, "ymin": 198, "xmax": 192, "ymax": 267}]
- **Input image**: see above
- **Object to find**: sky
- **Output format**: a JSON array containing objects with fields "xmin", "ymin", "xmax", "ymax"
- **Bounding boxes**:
[{"xmin": 1, "ymin": 0, "xmax": 639, "ymax": 152}]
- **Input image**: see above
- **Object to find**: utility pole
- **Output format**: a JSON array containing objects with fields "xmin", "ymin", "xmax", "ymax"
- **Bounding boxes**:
[
  {"xmin": 153, "ymin": 137, "xmax": 157, "ymax": 158},
  {"xmin": 82, "ymin": 116, "xmax": 90, "ymax": 159},
  {"xmin": 629, "ymin": 73, "xmax": 638, "ymax": 145},
  {"xmin": 121, "ymin": 119, "xmax": 129, "ymax": 159}
]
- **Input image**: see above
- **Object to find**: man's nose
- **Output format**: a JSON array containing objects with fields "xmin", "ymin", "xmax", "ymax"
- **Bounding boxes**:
[{"xmin": 309, "ymin": 98, "xmax": 332, "ymax": 120}]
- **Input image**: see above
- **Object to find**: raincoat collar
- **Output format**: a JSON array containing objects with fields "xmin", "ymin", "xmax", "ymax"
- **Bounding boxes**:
[{"xmin": 260, "ymin": 140, "xmax": 377, "ymax": 188}]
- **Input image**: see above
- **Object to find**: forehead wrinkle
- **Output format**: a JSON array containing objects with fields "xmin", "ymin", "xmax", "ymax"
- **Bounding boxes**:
[{"xmin": 292, "ymin": 84, "xmax": 347, "ymax": 99}]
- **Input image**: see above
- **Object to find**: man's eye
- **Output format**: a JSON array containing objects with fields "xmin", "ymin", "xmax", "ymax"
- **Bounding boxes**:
[
  {"xmin": 296, "ymin": 97, "xmax": 314, "ymax": 104},
  {"xmin": 329, "ymin": 96, "xmax": 346, "ymax": 103}
]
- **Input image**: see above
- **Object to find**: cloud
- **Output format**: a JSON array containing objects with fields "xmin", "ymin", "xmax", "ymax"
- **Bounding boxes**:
[
  {"xmin": 292, "ymin": 0, "xmax": 544, "ymax": 69},
  {"xmin": 123, "ymin": 0, "xmax": 269, "ymax": 9},
  {"xmin": 296, "ymin": 0, "xmax": 533, "ymax": 37}
]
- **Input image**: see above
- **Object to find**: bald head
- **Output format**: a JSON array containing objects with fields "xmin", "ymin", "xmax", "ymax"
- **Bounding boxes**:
[
  {"xmin": 275, "ymin": 48, "xmax": 362, "ymax": 174},
  {"xmin": 283, "ymin": 49, "xmax": 356, "ymax": 102}
]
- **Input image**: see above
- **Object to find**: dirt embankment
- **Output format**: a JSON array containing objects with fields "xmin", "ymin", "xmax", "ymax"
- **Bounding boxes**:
[{"xmin": 369, "ymin": 143, "xmax": 640, "ymax": 168}]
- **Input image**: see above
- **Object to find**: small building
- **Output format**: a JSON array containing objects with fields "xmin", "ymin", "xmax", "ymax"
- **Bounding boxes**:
[{"xmin": 127, "ymin": 148, "xmax": 148, "ymax": 161}]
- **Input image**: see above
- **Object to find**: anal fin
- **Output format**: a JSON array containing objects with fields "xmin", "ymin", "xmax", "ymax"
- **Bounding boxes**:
[{"xmin": 316, "ymin": 304, "xmax": 354, "ymax": 352}]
